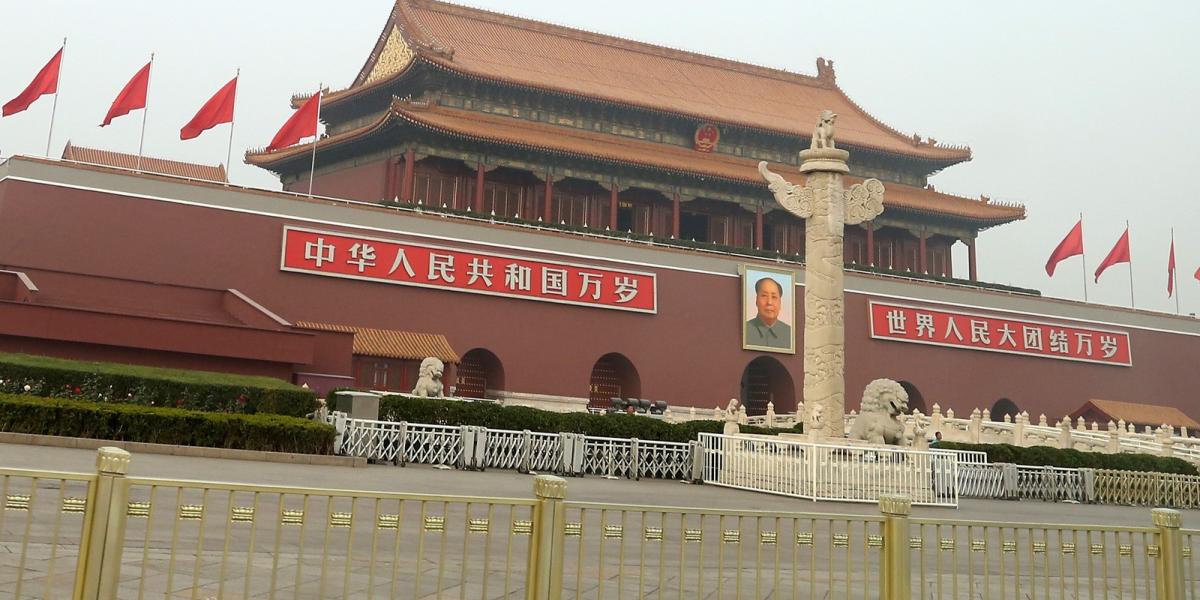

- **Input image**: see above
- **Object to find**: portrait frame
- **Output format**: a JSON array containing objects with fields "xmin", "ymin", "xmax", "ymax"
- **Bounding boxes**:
[{"xmin": 741, "ymin": 264, "xmax": 797, "ymax": 354}]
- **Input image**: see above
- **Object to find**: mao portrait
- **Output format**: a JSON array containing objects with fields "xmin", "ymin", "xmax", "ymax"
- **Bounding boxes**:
[{"xmin": 741, "ymin": 266, "xmax": 796, "ymax": 353}]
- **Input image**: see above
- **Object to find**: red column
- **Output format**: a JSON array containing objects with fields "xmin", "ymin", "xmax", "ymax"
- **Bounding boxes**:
[
  {"xmin": 671, "ymin": 191, "xmax": 680, "ymax": 238},
  {"xmin": 384, "ymin": 157, "xmax": 397, "ymax": 201},
  {"xmin": 609, "ymin": 182, "xmax": 619, "ymax": 230},
  {"xmin": 473, "ymin": 163, "xmax": 485, "ymax": 213},
  {"xmin": 754, "ymin": 205, "xmax": 764, "ymax": 250},
  {"xmin": 542, "ymin": 174, "xmax": 554, "ymax": 223},
  {"xmin": 918, "ymin": 232, "xmax": 928, "ymax": 274},
  {"xmin": 400, "ymin": 148, "xmax": 415, "ymax": 203},
  {"xmin": 967, "ymin": 238, "xmax": 978, "ymax": 282},
  {"xmin": 866, "ymin": 223, "xmax": 875, "ymax": 266}
]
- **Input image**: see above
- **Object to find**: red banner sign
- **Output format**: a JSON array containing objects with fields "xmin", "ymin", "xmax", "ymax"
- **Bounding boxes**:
[
  {"xmin": 280, "ymin": 227, "xmax": 657, "ymax": 313},
  {"xmin": 869, "ymin": 301, "xmax": 1131, "ymax": 366}
]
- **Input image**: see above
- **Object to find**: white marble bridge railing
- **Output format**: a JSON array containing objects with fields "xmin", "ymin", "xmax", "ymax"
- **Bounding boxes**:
[{"xmin": 844, "ymin": 404, "xmax": 1200, "ymax": 465}]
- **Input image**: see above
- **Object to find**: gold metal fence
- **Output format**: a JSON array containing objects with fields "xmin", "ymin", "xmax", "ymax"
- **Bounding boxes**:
[
  {"xmin": 114, "ymin": 478, "xmax": 536, "ymax": 600},
  {"xmin": 1, "ymin": 446, "xmax": 1196, "ymax": 600},
  {"xmin": 559, "ymin": 501, "xmax": 886, "ymax": 600},
  {"xmin": 0, "ymin": 466, "xmax": 93, "ymax": 600},
  {"xmin": 1095, "ymin": 469, "xmax": 1200, "ymax": 509}
]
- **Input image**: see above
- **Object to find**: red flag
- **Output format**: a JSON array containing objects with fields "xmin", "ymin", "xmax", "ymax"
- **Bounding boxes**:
[
  {"xmin": 3, "ymin": 48, "xmax": 62, "ymax": 117},
  {"xmin": 1094, "ymin": 228, "xmax": 1131, "ymax": 283},
  {"xmin": 265, "ymin": 90, "xmax": 320, "ymax": 151},
  {"xmin": 1168, "ymin": 238, "xmax": 1177, "ymax": 297},
  {"xmin": 1045, "ymin": 219, "xmax": 1084, "ymax": 276},
  {"xmin": 101, "ymin": 62, "xmax": 151, "ymax": 127},
  {"xmin": 180, "ymin": 76, "xmax": 237, "ymax": 140}
]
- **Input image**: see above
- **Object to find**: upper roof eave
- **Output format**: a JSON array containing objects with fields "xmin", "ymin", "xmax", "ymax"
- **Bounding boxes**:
[{"xmin": 319, "ymin": 0, "xmax": 972, "ymax": 165}]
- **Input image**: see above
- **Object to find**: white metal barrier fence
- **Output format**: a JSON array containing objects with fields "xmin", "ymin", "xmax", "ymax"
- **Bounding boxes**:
[
  {"xmin": 330, "ymin": 413, "xmax": 698, "ymax": 481},
  {"xmin": 699, "ymin": 433, "xmax": 959, "ymax": 507}
]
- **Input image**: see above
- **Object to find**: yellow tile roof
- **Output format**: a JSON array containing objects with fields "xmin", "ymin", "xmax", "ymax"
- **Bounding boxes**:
[
  {"xmin": 295, "ymin": 321, "xmax": 459, "ymax": 363},
  {"xmin": 1075, "ymin": 399, "xmax": 1200, "ymax": 430}
]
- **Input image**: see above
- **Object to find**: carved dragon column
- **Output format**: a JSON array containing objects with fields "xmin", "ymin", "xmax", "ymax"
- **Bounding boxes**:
[{"xmin": 760, "ymin": 110, "xmax": 885, "ymax": 438}]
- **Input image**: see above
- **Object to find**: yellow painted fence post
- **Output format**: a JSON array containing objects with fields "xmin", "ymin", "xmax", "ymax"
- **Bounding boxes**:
[
  {"xmin": 879, "ymin": 494, "xmax": 912, "ymax": 600},
  {"xmin": 74, "ymin": 447, "xmax": 132, "ymax": 600},
  {"xmin": 526, "ymin": 474, "xmax": 567, "ymax": 600},
  {"xmin": 1153, "ymin": 508, "xmax": 1185, "ymax": 600}
]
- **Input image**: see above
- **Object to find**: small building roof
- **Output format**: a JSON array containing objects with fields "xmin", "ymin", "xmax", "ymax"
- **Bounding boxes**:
[
  {"xmin": 62, "ymin": 143, "xmax": 226, "ymax": 182},
  {"xmin": 1072, "ymin": 399, "xmax": 1200, "ymax": 431},
  {"xmin": 249, "ymin": 101, "xmax": 1024, "ymax": 226},
  {"xmin": 295, "ymin": 321, "xmax": 459, "ymax": 363},
  {"xmin": 327, "ymin": 0, "xmax": 970, "ymax": 164}
]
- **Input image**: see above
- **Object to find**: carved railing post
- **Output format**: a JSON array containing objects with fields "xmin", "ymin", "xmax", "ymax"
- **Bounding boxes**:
[
  {"xmin": 76, "ymin": 447, "xmax": 132, "ymax": 600},
  {"xmin": 968, "ymin": 409, "xmax": 982, "ymax": 443},
  {"xmin": 879, "ymin": 495, "xmax": 912, "ymax": 600},
  {"xmin": 1153, "ymin": 509, "xmax": 1185, "ymax": 600},
  {"xmin": 1059, "ymin": 418, "xmax": 1073, "ymax": 449},
  {"xmin": 526, "ymin": 475, "xmax": 567, "ymax": 600}
]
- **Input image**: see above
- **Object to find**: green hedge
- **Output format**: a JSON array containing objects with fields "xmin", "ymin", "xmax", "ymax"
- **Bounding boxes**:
[
  {"xmin": 0, "ymin": 394, "xmax": 334, "ymax": 454},
  {"xmin": 937, "ymin": 441, "xmax": 1199, "ymax": 475},
  {"xmin": 0, "ymin": 353, "xmax": 316, "ymax": 417},
  {"xmin": 378, "ymin": 395, "xmax": 801, "ymax": 443}
]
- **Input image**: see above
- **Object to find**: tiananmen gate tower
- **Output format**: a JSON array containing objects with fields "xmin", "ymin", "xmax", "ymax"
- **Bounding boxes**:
[{"xmin": 0, "ymin": 0, "xmax": 1197, "ymax": 424}]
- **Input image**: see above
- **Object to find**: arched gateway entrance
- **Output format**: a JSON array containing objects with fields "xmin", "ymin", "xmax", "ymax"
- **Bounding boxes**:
[
  {"xmin": 739, "ymin": 357, "xmax": 795, "ymax": 416},
  {"xmin": 456, "ymin": 348, "xmax": 504, "ymax": 399},
  {"xmin": 898, "ymin": 381, "xmax": 926, "ymax": 415},
  {"xmin": 991, "ymin": 398, "xmax": 1020, "ymax": 422},
  {"xmin": 588, "ymin": 353, "xmax": 641, "ymax": 409}
]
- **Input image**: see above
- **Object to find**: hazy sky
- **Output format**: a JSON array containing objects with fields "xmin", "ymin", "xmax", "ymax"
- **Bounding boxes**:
[{"xmin": 2, "ymin": 1, "xmax": 1198, "ymax": 314}]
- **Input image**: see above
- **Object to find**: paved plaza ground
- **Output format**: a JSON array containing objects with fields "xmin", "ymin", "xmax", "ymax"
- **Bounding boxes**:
[{"xmin": 3, "ymin": 442, "xmax": 1197, "ymax": 526}]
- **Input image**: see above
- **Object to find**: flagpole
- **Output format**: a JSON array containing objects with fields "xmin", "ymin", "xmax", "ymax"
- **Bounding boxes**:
[
  {"xmin": 1127, "ymin": 220, "xmax": 1135, "ymax": 309},
  {"xmin": 136, "ymin": 53, "xmax": 154, "ymax": 171},
  {"xmin": 307, "ymin": 84, "xmax": 322, "ymax": 197},
  {"xmin": 45, "ymin": 38, "xmax": 66, "ymax": 157},
  {"xmin": 1079, "ymin": 212, "xmax": 1089, "ymax": 302},
  {"xmin": 225, "ymin": 68, "xmax": 239, "ymax": 184}
]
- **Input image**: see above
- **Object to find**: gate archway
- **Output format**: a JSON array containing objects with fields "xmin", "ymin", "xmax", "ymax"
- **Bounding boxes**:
[
  {"xmin": 898, "ymin": 380, "xmax": 926, "ymax": 415},
  {"xmin": 991, "ymin": 398, "xmax": 1020, "ymax": 422},
  {"xmin": 588, "ymin": 353, "xmax": 641, "ymax": 410},
  {"xmin": 456, "ymin": 348, "xmax": 504, "ymax": 399},
  {"xmin": 738, "ymin": 356, "xmax": 796, "ymax": 416}
]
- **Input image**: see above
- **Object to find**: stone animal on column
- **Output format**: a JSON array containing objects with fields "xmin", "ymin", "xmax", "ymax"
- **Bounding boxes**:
[{"xmin": 810, "ymin": 109, "xmax": 837, "ymax": 150}]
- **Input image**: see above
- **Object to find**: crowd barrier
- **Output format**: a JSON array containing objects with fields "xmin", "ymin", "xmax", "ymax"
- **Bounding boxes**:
[
  {"xmin": 698, "ymin": 433, "xmax": 960, "ymax": 507},
  {"xmin": 331, "ymin": 413, "xmax": 699, "ymax": 481}
]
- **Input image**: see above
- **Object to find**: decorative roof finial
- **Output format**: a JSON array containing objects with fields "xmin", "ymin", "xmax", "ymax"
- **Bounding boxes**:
[{"xmin": 815, "ymin": 57, "xmax": 836, "ymax": 83}]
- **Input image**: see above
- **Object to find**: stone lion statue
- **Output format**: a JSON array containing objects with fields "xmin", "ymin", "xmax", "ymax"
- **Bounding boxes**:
[
  {"xmin": 848, "ymin": 378, "xmax": 908, "ymax": 445},
  {"xmin": 810, "ymin": 109, "xmax": 837, "ymax": 150},
  {"xmin": 411, "ymin": 357, "xmax": 445, "ymax": 398}
]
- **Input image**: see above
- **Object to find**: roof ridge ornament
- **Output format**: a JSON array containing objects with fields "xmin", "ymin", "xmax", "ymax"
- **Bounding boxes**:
[{"xmin": 815, "ymin": 57, "xmax": 836, "ymax": 84}]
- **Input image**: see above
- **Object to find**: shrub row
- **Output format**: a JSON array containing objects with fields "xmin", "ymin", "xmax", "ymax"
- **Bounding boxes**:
[
  {"xmin": 378, "ymin": 395, "xmax": 801, "ymax": 443},
  {"xmin": 0, "ymin": 353, "xmax": 316, "ymax": 417},
  {"xmin": 938, "ymin": 441, "xmax": 1198, "ymax": 475},
  {"xmin": 0, "ymin": 394, "xmax": 335, "ymax": 454}
]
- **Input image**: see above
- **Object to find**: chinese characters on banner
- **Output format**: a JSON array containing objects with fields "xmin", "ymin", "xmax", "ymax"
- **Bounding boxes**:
[
  {"xmin": 869, "ymin": 301, "xmax": 1131, "ymax": 367},
  {"xmin": 280, "ymin": 227, "xmax": 657, "ymax": 313}
]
